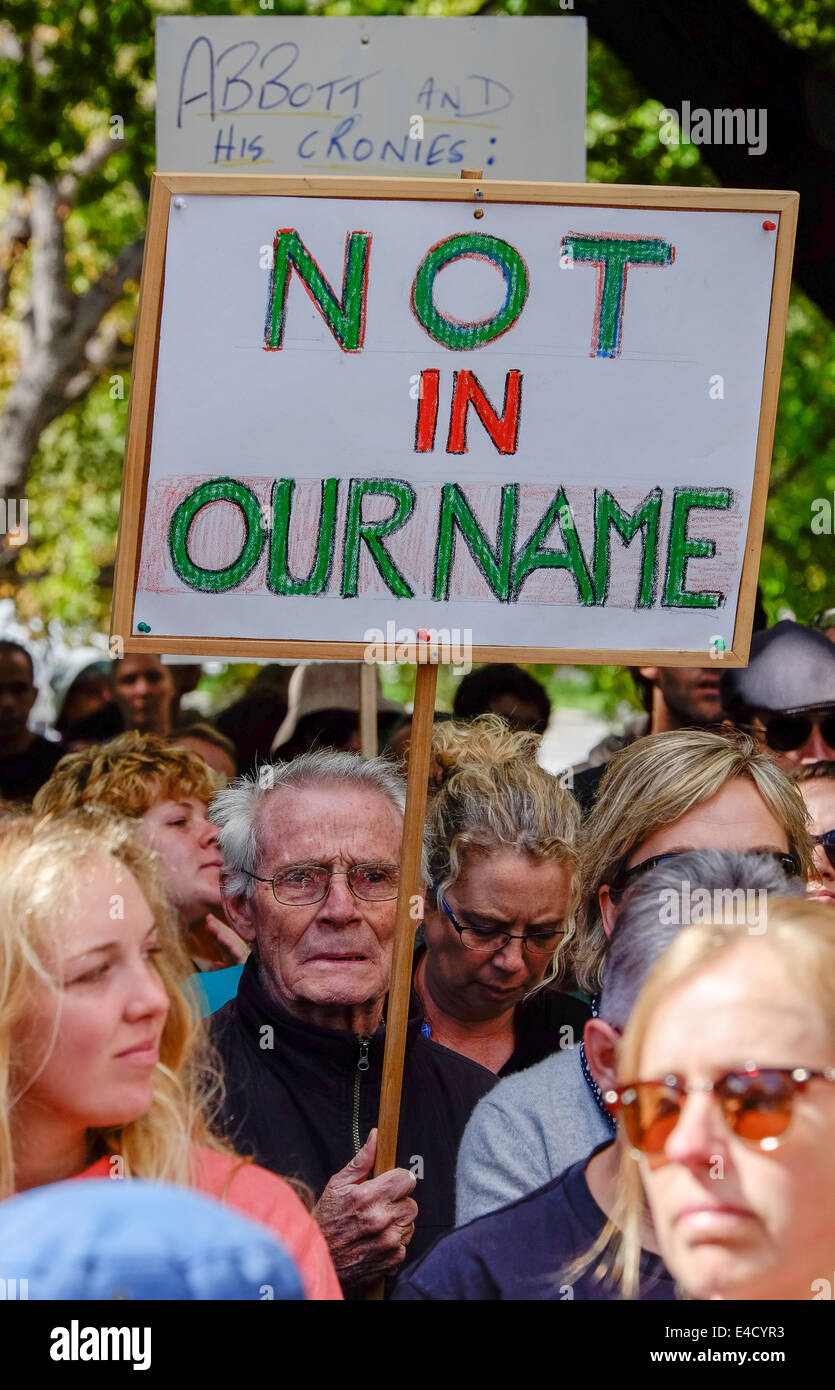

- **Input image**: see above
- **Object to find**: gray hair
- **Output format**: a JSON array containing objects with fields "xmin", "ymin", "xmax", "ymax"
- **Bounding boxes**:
[
  {"xmin": 598, "ymin": 848, "xmax": 803, "ymax": 1029},
  {"xmin": 209, "ymin": 749, "xmax": 408, "ymax": 898}
]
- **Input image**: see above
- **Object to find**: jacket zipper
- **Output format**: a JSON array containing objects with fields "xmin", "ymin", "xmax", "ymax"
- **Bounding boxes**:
[{"xmin": 352, "ymin": 1035, "xmax": 371, "ymax": 1155}]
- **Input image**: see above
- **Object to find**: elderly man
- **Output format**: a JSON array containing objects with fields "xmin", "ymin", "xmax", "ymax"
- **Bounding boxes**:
[{"xmin": 208, "ymin": 750, "xmax": 495, "ymax": 1297}]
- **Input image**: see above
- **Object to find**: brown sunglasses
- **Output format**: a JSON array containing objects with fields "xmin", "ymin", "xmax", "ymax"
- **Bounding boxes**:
[{"xmin": 606, "ymin": 1065, "xmax": 835, "ymax": 1153}]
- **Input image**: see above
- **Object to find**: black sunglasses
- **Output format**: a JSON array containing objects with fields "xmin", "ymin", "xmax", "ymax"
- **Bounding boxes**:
[
  {"xmin": 760, "ymin": 712, "xmax": 835, "ymax": 755},
  {"xmin": 610, "ymin": 847, "xmax": 803, "ymax": 898},
  {"xmin": 814, "ymin": 829, "xmax": 835, "ymax": 871}
]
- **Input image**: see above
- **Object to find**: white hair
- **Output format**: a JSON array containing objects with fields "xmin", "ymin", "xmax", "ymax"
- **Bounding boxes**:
[
  {"xmin": 209, "ymin": 749, "xmax": 409, "ymax": 898},
  {"xmin": 599, "ymin": 847, "xmax": 803, "ymax": 1029}
]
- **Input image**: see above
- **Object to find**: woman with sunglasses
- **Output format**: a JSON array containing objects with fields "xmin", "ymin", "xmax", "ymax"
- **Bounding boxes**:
[
  {"xmin": 793, "ymin": 762, "xmax": 835, "ymax": 906},
  {"xmin": 604, "ymin": 901, "xmax": 835, "ymax": 1301},
  {"xmin": 415, "ymin": 715, "xmax": 588, "ymax": 1076},
  {"xmin": 454, "ymin": 728, "xmax": 814, "ymax": 1225},
  {"xmin": 569, "ymin": 727, "xmax": 814, "ymax": 998}
]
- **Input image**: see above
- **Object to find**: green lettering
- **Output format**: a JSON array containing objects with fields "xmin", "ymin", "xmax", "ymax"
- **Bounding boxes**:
[
  {"xmin": 434, "ymin": 483, "xmax": 517, "ymax": 601},
  {"xmin": 169, "ymin": 479, "xmax": 264, "ymax": 592},
  {"xmin": 412, "ymin": 234, "xmax": 529, "ymax": 350},
  {"xmin": 341, "ymin": 479, "xmax": 415, "ymax": 598},
  {"xmin": 663, "ymin": 486, "xmax": 732, "ymax": 609},
  {"xmin": 265, "ymin": 230, "xmax": 370, "ymax": 352},
  {"xmin": 593, "ymin": 489, "xmax": 662, "ymax": 608},
  {"xmin": 268, "ymin": 478, "xmax": 339, "ymax": 596},
  {"xmin": 512, "ymin": 489, "xmax": 595, "ymax": 604}
]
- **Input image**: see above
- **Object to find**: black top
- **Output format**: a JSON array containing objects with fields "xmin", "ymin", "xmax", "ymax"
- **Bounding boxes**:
[
  {"xmin": 63, "ymin": 701, "xmax": 124, "ymax": 745},
  {"xmin": 391, "ymin": 1141, "xmax": 676, "ymax": 1301},
  {"xmin": 571, "ymin": 764, "xmax": 607, "ymax": 818},
  {"xmin": 0, "ymin": 733, "xmax": 64, "ymax": 802},
  {"xmin": 210, "ymin": 954, "xmax": 496, "ymax": 1295},
  {"xmin": 413, "ymin": 944, "xmax": 591, "ymax": 1077}
]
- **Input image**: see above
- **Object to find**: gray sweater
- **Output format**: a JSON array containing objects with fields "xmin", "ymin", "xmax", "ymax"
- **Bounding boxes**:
[{"xmin": 455, "ymin": 1047, "xmax": 613, "ymax": 1225}]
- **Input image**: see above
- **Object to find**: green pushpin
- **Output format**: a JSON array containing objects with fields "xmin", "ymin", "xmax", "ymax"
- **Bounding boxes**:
[{"xmin": 137, "ymin": 622, "xmax": 151, "ymax": 633}]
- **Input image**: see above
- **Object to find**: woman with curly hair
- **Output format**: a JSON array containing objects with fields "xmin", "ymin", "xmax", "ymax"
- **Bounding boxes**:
[
  {"xmin": 415, "ymin": 714, "xmax": 587, "ymax": 1076},
  {"xmin": 34, "ymin": 731, "xmax": 245, "ymax": 971}
]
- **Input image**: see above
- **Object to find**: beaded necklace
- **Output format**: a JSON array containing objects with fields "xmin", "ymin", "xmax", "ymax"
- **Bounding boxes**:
[{"xmin": 579, "ymin": 994, "xmax": 617, "ymax": 1136}]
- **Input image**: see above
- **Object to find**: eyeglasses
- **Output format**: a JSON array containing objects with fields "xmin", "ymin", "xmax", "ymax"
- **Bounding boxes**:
[
  {"xmin": 243, "ymin": 862, "xmax": 399, "ymax": 905},
  {"xmin": 609, "ymin": 847, "xmax": 802, "ymax": 898},
  {"xmin": 813, "ymin": 828, "xmax": 835, "ymax": 870},
  {"xmin": 436, "ymin": 889, "xmax": 565, "ymax": 956},
  {"xmin": 760, "ymin": 711, "xmax": 835, "ymax": 754},
  {"xmin": 607, "ymin": 1065, "xmax": 835, "ymax": 1154}
]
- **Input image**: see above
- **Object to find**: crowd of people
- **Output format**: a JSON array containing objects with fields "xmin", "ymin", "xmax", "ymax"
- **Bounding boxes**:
[{"xmin": 0, "ymin": 614, "xmax": 834, "ymax": 1301}]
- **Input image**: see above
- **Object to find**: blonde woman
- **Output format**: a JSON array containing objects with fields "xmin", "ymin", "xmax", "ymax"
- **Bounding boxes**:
[
  {"xmin": 455, "ymin": 728, "xmax": 813, "ymax": 1225},
  {"xmin": 416, "ymin": 715, "xmax": 586, "ymax": 1076},
  {"xmin": 0, "ymin": 811, "xmax": 341, "ymax": 1299},
  {"xmin": 569, "ymin": 727, "xmax": 814, "ymax": 996},
  {"xmin": 606, "ymin": 901, "xmax": 835, "ymax": 1300},
  {"xmin": 34, "ymin": 731, "xmax": 246, "ymax": 971}
]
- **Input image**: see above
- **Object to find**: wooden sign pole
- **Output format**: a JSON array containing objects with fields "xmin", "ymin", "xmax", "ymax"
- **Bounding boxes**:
[
  {"xmin": 366, "ymin": 169, "xmax": 478, "ymax": 1299},
  {"xmin": 359, "ymin": 661, "xmax": 378, "ymax": 758},
  {"xmin": 366, "ymin": 644, "xmax": 438, "ymax": 1299}
]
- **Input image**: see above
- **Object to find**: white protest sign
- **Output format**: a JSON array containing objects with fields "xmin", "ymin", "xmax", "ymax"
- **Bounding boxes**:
[
  {"xmin": 112, "ymin": 175, "xmax": 797, "ymax": 665},
  {"xmin": 155, "ymin": 16, "xmax": 586, "ymax": 181}
]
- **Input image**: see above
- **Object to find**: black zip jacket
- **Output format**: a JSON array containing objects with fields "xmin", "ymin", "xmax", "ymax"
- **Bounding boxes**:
[{"xmin": 209, "ymin": 955, "xmax": 496, "ymax": 1291}]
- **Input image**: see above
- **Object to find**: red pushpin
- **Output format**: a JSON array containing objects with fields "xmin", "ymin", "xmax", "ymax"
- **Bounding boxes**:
[
  {"xmin": 417, "ymin": 629, "xmax": 429, "ymax": 641},
  {"xmin": 762, "ymin": 220, "xmax": 777, "ymax": 231}
]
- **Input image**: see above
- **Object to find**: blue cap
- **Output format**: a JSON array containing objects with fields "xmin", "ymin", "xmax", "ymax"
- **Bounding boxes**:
[{"xmin": 0, "ymin": 1179, "xmax": 305, "ymax": 1300}]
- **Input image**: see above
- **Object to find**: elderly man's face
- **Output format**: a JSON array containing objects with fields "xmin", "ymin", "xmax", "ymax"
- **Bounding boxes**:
[{"xmin": 244, "ymin": 783, "xmax": 403, "ymax": 1017}]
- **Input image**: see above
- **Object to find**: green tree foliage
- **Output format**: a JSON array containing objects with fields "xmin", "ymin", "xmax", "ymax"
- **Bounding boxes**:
[{"xmin": 1, "ymin": 0, "xmax": 833, "ymax": 678}]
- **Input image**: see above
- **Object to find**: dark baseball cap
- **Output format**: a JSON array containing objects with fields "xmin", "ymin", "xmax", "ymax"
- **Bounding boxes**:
[{"xmin": 720, "ymin": 620, "xmax": 835, "ymax": 717}]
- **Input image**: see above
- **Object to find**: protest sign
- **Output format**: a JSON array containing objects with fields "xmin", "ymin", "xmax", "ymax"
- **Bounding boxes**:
[
  {"xmin": 112, "ymin": 174, "xmax": 797, "ymax": 667},
  {"xmin": 155, "ymin": 16, "xmax": 586, "ymax": 181}
]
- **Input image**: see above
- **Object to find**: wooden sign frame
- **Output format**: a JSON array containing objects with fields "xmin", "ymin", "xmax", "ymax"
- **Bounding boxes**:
[{"xmin": 112, "ymin": 173, "xmax": 798, "ymax": 667}]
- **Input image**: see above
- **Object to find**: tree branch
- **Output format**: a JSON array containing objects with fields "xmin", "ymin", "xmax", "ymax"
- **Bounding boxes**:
[
  {"xmin": 29, "ymin": 176, "xmax": 72, "ymax": 346},
  {"xmin": 56, "ymin": 136, "xmax": 126, "ymax": 209},
  {"xmin": 0, "ymin": 232, "xmax": 144, "ymax": 493},
  {"xmin": 584, "ymin": 0, "xmax": 835, "ymax": 320},
  {"xmin": 0, "ymin": 193, "xmax": 31, "ymax": 315}
]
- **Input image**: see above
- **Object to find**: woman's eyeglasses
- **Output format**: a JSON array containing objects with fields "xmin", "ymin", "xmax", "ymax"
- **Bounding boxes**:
[
  {"xmin": 759, "ymin": 711, "xmax": 835, "ymax": 754},
  {"xmin": 813, "ymin": 828, "xmax": 835, "ymax": 870},
  {"xmin": 607, "ymin": 1065, "xmax": 835, "ymax": 1153},
  {"xmin": 610, "ymin": 847, "xmax": 802, "ymax": 898},
  {"xmin": 436, "ymin": 889, "xmax": 564, "ymax": 956},
  {"xmin": 243, "ymin": 862, "xmax": 399, "ymax": 905}
]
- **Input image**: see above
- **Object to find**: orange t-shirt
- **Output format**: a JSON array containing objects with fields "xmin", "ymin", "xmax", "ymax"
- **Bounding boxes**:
[{"xmin": 77, "ymin": 1146, "xmax": 342, "ymax": 1301}]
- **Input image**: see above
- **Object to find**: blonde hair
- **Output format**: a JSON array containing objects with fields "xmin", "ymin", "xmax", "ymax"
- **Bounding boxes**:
[
  {"xmin": 33, "ymin": 731, "xmax": 215, "ymax": 821},
  {"xmin": 426, "ymin": 715, "xmax": 580, "ymax": 979},
  {"xmin": 571, "ymin": 729, "xmax": 815, "ymax": 994},
  {"xmin": 0, "ymin": 810, "xmax": 234, "ymax": 1199},
  {"xmin": 590, "ymin": 900, "xmax": 835, "ymax": 1298}
]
